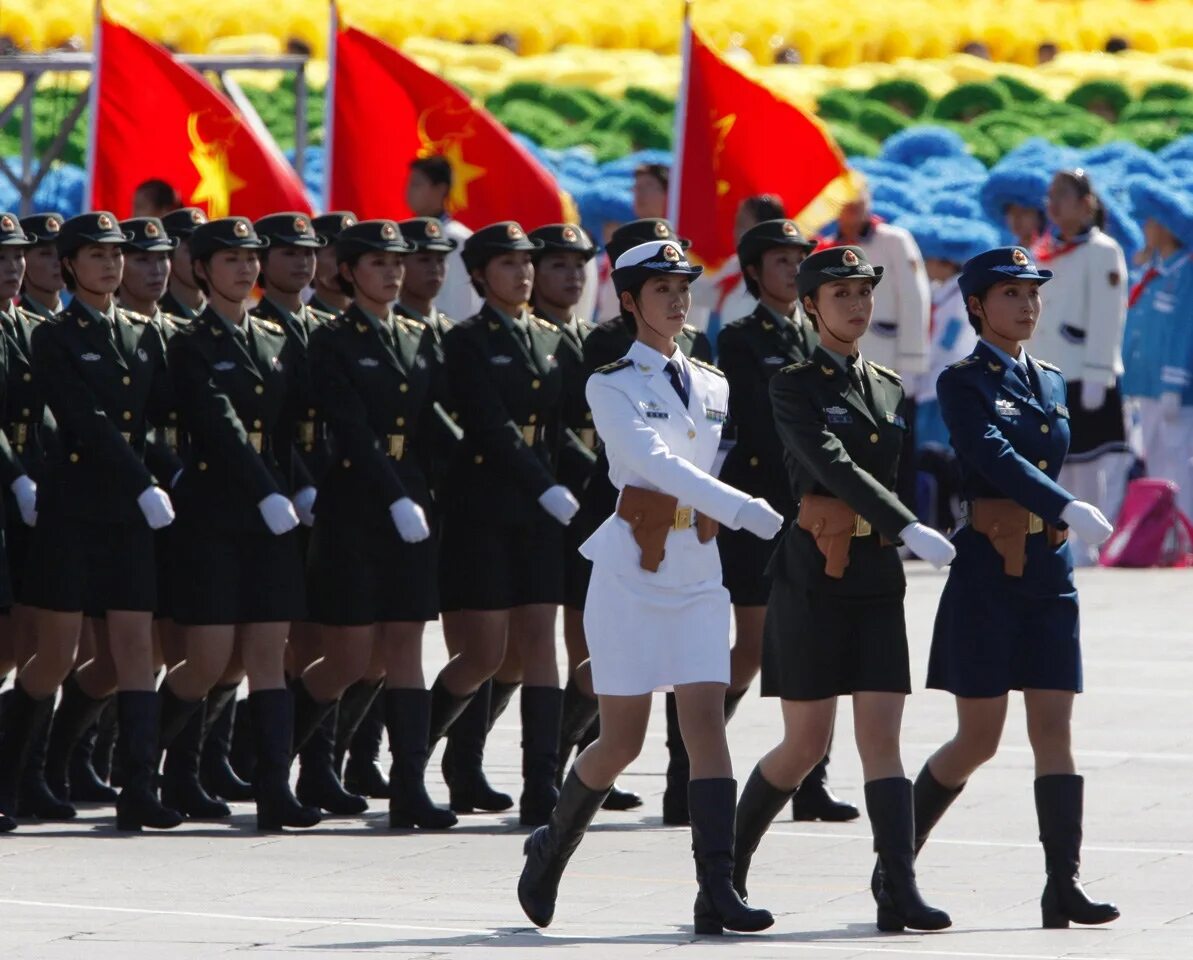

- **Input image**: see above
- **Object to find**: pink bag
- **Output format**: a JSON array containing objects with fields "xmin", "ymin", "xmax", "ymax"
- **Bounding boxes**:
[{"xmin": 1100, "ymin": 479, "xmax": 1193, "ymax": 568}]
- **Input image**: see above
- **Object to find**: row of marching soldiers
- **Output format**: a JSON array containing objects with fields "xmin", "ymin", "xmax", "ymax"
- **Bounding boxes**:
[{"xmin": 0, "ymin": 206, "xmax": 851, "ymax": 834}]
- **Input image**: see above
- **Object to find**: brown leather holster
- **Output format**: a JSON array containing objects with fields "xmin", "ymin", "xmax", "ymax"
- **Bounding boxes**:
[
  {"xmin": 616, "ymin": 484, "xmax": 718, "ymax": 572},
  {"xmin": 796, "ymin": 493, "xmax": 874, "ymax": 579},
  {"xmin": 970, "ymin": 498, "xmax": 1067, "ymax": 578}
]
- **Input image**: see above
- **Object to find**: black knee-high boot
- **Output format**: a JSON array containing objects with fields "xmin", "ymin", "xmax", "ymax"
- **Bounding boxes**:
[
  {"xmin": 689, "ymin": 778, "xmax": 774, "ymax": 935},
  {"xmin": 871, "ymin": 762, "xmax": 965, "ymax": 898},
  {"xmin": 161, "ymin": 694, "xmax": 230, "ymax": 820},
  {"xmin": 519, "ymin": 686, "xmax": 563, "ymax": 827},
  {"xmin": 228, "ymin": 695, "xmax": 257, "ymax": 787},
  {"xmin": 296, "ymin": 703, "xmax": 368, "ymax": 815},
  {"xmin": 518, "ymin": 768, "xmax": 610, "ymax": 927},
  {"xmin": 289, "ymin": 679, "xmax": 336, "ymax": 760},
  {"xmin": 864, "ymin": 777, "xmax": 951, "ymax": 932},
  {"xmin": 0, "ymin": 683, "xmax": 56, "ymax": 831},
  {"xmin": 1035, "ymin": 774, "xmax": 1119, "ymax": 928},
  {"xmin": 488, "ymin": 680, "xmax": 520, "ymax": 729},
  {"xmin": 200, "ymin": 684, "xmax": 254, "ymax": 801},
  {"xmin": 555, "ymin": 678, "xmax": 598, "ymax": 788},
  {"xmin": 18, "ymin": 689, "xmax": 77, "ymax": 820},
  {"xmin": 441, "ymin": 679, "xmax": 512, "ymax": 814},
  {"xmin": 45, "ymin": 674, "xmax": 116, "ymax": 804},
  {"xmin": 114, "ymin": 691, "xmax": 184, "ymax": 832},
  {"xmin": 250, "ymin": 688, "xmax": 321, "ymax": 831},
  {"xmin": 386, "ymin": 688, "xmax": 456, "ymax": 830},
  {"xmin": 732, "ymin": 765, "xmax": 795, "ymax": 902},
  {"xmin": 790, "ymin": 747, "xmax": 859, "ymax": 822},
  {"xmin": 91, "ymin": 698, "xmax": 118, "ymax": 784},
  {"xmin": 340, "ymin": 680, "xmax": 388, "ymax": 799},
  {"xmin": 662, "ymin": 692, "xmax": 690, "ymax": 825}
]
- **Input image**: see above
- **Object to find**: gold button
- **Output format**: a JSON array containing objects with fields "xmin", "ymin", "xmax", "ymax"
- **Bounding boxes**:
[
  {"xmin": 22, "ymin": 372, "xmax": 31, "ymax": 382},
  {"xmin": 69, "ymin": 452, "xmax": 79, "ymax": 463},
  {"xmin": 396, "ymin": 416, "xmax": 405, "ymax": 427},
  {"xmin": 399, "ymin": 383, "xmax": 408, "ymax": 393},
  {"xmin": 342, "ymin": 458, "xmax": 351, "ymax": 468},
  {"xmin": 687, "ymin": 429, "xmax": 696, "ymax": 439},
  {"xmin": 122, "ymin": 411, "xmax": 132, "ymax": 421},
  {"xmin": 870, "ymin": 433, "xmax": 879, "ymax": 443},
  {"xmin": 531, "ymin": 379, "xmax": 541, "ymax": 390},
  {"xmin": 749, "ymin": 456, "xmax": 759, "ymax": 466},
  {"xmin": 1040, "ymin": 424, "xmax": 1050, "ymax": 434},
  {"xmin": 252, "ymin": 419, "xmax": 262, "ymax": 429},
  {"xmin": 473, "ymin": 454, "xmax": 484, "ymax": 464},
  {"xmin": 122, "ymin": 375, "xmax": 131, "ymax": 386},
  {"xmin": 528, "ymin": 413, "xmax": 537, "ymax": 424},
  {"xmin": 254, "ymin": 385, "xmax": 264, "ymax": 395},
  {"xmin": 198, "ymin": 461, "xmax": 207, "ymax": 471},
  {"xmin": 21, "ymin": 408, "xmax": 29, "ymax": 417},
  {"xmin": 308, "ymin": 408, "xmax": 316, "ymax": 418},
  {"xmin": 450, "ymin": 412, "xmax": 459, "ymax": 421},
  {"xmin": 169, "ymin": 411, "xmax": 178, "ymax": 421},
  {"xmin": 1038, "ymin": 460, "xmax": 1048, "ymax": 469},
  {"xmin": 303, "ymin": 443, "xmax": 313, "ymax": 452},
  {"xmin": 584, "ymin": 411, "xmax": 592, "ymax": 422}
]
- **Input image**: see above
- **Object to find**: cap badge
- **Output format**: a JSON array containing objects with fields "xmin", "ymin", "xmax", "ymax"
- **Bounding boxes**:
[
  {"xmin": 233, "ymin": 220, "xmax": 250, "ymax": 238},
  {"xmin": 144, "ymin": 221, "xmax": 160, "ymax": 237},
  {"xmin": 293, "ymin": 216, "xmax": 308, "ymax": 234},
  {"xmin": 191, "ymin": 209, "xmax": 206, "ymax": 224},
  {"xmin": 0, "ymin": 215, "xmax": 13, "ymax": 232},
  {"xmin": 46, "ymin": 217, "xmax": 60, "ymax": 232},
  {"xmin": 97, "ymin": 213, "xmax": 113, "ymax": 230},
  {"xmin": 381, "ymin": 223, "xmax": 397, "ymax": 240},
  {"xmin": 842, "ymin": 249, "xmax": 860, "ymax": 267},
  {"xmin": 343, "ymin": 216, "xmax": 355, "ymax": 227},
  {"xmin": 426, "ymin": 221, "xmax": 440, "ymax": 237},
  {"xmin": 653, "ymin": 221, "xmax": 669, "ymax": 238},
  {"xmin": 506, "ymin": 223, "xmax": 524, "ymax": 239},
  {"xmin": 662, "ymin": 243, "xmax": 681, "ymax": 262},
  {"xmin": 782, "ymin": 221, "xmax": 797, "ymax": 236},
  {"xmin": 562, "ymin": 226, "xmax": 578, "ymax": 243},
  {"xmin": 1012, "ymin": 248, "xmax": 1029, "ymax": 266}
]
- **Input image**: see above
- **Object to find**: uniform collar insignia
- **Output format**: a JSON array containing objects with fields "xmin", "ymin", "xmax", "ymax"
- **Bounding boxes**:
[{"xmin": 821, "ymin": 365, "xmax": 836, "ymax": 376}]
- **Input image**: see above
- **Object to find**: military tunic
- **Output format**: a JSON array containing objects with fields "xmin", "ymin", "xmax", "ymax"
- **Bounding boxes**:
[
  {"xmin": 716, "ymin": 304, "xmax": 818, "ymax": 605},
  {"xmin": 166, "ymin": 308, "xmax": 308, "ymax": 625},
  {"xmin": 761, "ymin": 345, "xmax": 917, "ymax": 700},
  {"xmin": 437, "ymin": 302, "xmax": 568, "ymax": 611},
  {"xmin": 24, "ymin": 299, "xmax": 175, "ymax": 615},
  {"xmin": 307, "ymin": 305, "xmax": 443, "ymax": 624},
  {"xmin": 927, "ymin": 342, "xmax": 1081, "ymax": 697}
]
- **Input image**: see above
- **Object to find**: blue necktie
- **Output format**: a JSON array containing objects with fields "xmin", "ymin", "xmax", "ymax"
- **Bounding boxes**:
[
  {"xmin": 666, "ymin": 359, "xmax": 690, "ymax": 409},
  {"xmin": 1012, "ymin": 361, "xmax": 1034, "ymax": 396}
]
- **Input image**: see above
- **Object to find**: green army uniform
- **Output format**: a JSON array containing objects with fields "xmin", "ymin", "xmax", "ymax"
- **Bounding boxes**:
[
  {"xmin": 158, "ymin": 208, "xmax": 209, "ymax": 321},
  {"xmin": 16, "ymin": 213, "xmax": 65, "ymax": 321}
]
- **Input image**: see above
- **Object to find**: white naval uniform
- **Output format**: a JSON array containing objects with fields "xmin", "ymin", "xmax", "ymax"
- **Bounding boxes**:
[
  {"xmin": 1034, "ymin": 228, "xmax": 1132, "ymax": 563},
  {"xmin": 855, "ymin": 223, "xmax": 931, "ymax": 380},
  {"xmin": 437, "ymin": 217, "xmax": 481, "ymax": 324},
  {"xmin": 580, "ymin": 339, "xmax": 753, "ymax": 696}
]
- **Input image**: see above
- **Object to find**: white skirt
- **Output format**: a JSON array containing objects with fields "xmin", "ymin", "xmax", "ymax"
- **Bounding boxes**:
[{"xmin": 583, "ymin": 565, "xmax": 731, "ymax": 696}]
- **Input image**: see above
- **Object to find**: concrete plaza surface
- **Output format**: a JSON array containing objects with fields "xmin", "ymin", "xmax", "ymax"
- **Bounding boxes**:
[{"xmin": 1, "ymin": 566, "xmax": 1190, "ymax": 960}]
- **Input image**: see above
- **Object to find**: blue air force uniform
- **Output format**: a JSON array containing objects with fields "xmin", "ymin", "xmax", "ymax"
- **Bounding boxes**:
[{"xmin": 927, "ymin": 249, "xmax": 1084, "ymax": 698}]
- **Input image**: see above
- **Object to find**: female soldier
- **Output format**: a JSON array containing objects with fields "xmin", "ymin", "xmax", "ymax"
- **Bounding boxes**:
[
  {"xmin": 305, "ymin": 219, "xmax": 454, "ymax": 830},
  {"xmin": 17, "ymin": 214, "xmax": 65, "ymax": 320},
  {"xmin": 309, "ymin": 212, "xmax": 356, "ymax": 318},
  {"xmin": 909, "ymin": 246, "xmax": 1119, "ymax": 929},
  {"xmin": 158, "ymin": 208, "xmax": 208, "ymax": 321},
  {"xmin": 716, "ymin": 219, "xmax": 860, "ymax": 824},
  {"xmin": 160, "ymin": 216, "xmax": 318, "ymax": 832},
  {"xmin": 434, "ymin": 222, "xmax": 577, "ymax": 828},
  {"xmin": 1032, "ymin": 170, "xmax": 1130, "ymax": 564},
  {"xmin": 730, "ymin": 246, "xmax": 956, "ymax": 933},
  {"xmin": 518, "ymin": 239, "xmax": 784, "ymax": 934},
  {"xmin": 1, "ymin": 213, "xmax": 179, "ymax": 833}
]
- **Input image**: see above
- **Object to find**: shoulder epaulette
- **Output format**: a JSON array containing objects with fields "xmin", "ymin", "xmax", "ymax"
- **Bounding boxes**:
[
  {"xmin": 252, "ymin": 316, "xmax": 285, "ymax": 335},
  {"xmin": 779, "ymin": 359, "xmax": 814, "ymax": 375},
  {"xmin": 947, "ymin": 355, "xmax": 979, "ymax": 370},
  {"xmin": 868, "ymin": 361, "xmax": 901, "ymax": 381},
  {"xmin": 308, "ymin": 306, "xmax": 334, "ymax": 324},
  {"xmin": 118, "ymin": 308, "xmax": 151, "ymax": 325},
  {"xmin": 1034, "ymin": 357, "xmax": 1061, "ymax": 372},
  {"xmin": 595, "ymin": 358, "xmax": 633, "ymax": 375},
  {"xmin": 531, "ymin": 315, "xmax": 558, "ymax": 333},
  {"xmin": 690, "ymin": 356, "xmax": 725, "ymax": 378},
  {"xmin": 682, "ymin": 324, "xmax": 699, "ymax": 336}
]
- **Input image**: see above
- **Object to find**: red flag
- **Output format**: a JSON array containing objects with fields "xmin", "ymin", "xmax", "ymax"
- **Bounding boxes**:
[
  {"xmin": 670, "ymin": 17, "xmax": 856, "ymax": 272},
  {"xmin": 89, "ymin": 12, "xmax": 310, "ymax": 218},
  {"xmin": 329, "ymin": 21, "xmax": 573, "ymax": 227}
]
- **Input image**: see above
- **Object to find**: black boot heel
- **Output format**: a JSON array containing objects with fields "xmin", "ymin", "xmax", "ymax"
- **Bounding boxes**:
[
  {"xmin": 693, "ymin": 892, "xmax": 724, "ymax": 935},
  {"xmin": 876, "ymin": 905, "xmax": 906, "ymax": 933},
  {"xmin": 1041, "ymin": 884, "xmax": 1070, "ymax": 929}
]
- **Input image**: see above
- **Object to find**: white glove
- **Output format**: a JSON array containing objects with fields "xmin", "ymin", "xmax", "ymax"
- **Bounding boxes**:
[
  {"xmin": 1061, "ymin": 500, "xmax": 1113, "ymax": 546},
  {"xmin": 293, "ymin": 486, "xmax": 317, "ymax": 527},
  {"xmin": 899, "ymin": 522, "xmax": 956, "ymax": 569},
  {"xmin": 1080, "ymin": 380, "xmax": 1107, "ymax": 411},
  {"xmin": 389, "ymin": 497, "xmax": 431, "ymax": 543},
  {"xmin": 137, "ymin": 485, "xmax": 175, "ymax": 530},
  {"xmin": 1160, "ymin": 391, "xmax": 1182, "ymax": 423},
  {"xmin": 735, "ymin": 497, "xmax": 784, "ymax": 540},
  {"xmin": 538, "ymin": 484, "xmax": 580, "ymax": 526},
  {"xmin": 258, "ymin": 493, "xmax": 300, "ymax": 535},
  {"xmin": 10, "ymin": 475, "xmax": 36, "ymax": 527}
]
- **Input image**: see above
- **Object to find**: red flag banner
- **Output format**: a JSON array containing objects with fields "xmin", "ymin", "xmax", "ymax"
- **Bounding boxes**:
[
  {"xmin": 89, "ymin": 12, "xmax": 311, "ymax": 218},
  {"xmin": 329, "ymin": 23, "xmax": 573, "ymax": 227},
  {"xmin": 670, "ymin": 19, "xmax": 857, "ymax": 272}
]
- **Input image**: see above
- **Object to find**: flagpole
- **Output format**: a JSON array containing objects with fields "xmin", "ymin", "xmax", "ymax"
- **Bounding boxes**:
[
  {"xmin": 85, "ymin": 0, "xmax": 103, "ymax": 211},
  {"xmin": 667, "ymin": 0, "xmax": 692, "ymax": 231},
  {"xmin": 324, "ymin": 1, "xmax": 338, "ymax": 215}
]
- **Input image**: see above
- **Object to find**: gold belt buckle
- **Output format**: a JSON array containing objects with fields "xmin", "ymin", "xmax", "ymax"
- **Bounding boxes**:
[
  {"xmin": 248, "ymin": 431, "xmax": 262, "ymax": 453},
  {"xmin": 388, "ymin": 434, "xmax": 405, "ymax": 460},
  {"xmin": 673, "ymin": 506, "xmax": 694, "ymax": 530},
  {"xmin": 579, "ymin": 427, "xmax": 596, "ymax": 450},
  {"xmin": 521, "ymin": 424, "xmax": 537, "ymax": 445},
  {"xmin": 298, "ymin": 420, "xmax": 315, "ymax": 445},
  {"xmin": 1028, "ymin": 513, "xmax": 1044, "ymax": 535},
  {"xmin": 13, "ymin": 424, "xmax": 27, "ymax": 445},
  {"xmin": 853, "ymin": 514, "xmax": 872, "ymax": 538}
]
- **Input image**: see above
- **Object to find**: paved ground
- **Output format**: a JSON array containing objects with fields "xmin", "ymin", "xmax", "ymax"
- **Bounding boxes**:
[{"xmin": 1, "ymin": 565, "xmax": 1190, "ymax": 960}]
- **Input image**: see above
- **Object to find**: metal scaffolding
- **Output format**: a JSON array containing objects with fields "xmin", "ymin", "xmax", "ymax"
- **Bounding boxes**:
[{"xmin": 0, "ymin": 52, "xmax": 310, "ymax": 214}]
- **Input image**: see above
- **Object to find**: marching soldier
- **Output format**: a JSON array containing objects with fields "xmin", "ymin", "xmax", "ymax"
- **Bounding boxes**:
[
  {"xmin": 395, "ymin": 217, "xmax": 457, "ymax": 345},
  {"xmin": 434, "ymin": 222, "xmax": 577, "ymax": 827},
  {"xmin": 160, "ymin": 216, "xmax": 319, "ymax": 832},
  {"xmin": 732, "ymin": 246, "xmax": 955, "ymax": 932},
  {"xmin": 309, "ymin": 211, "xmax": 357, "ymax": 318},
  {"xmin": 17, "ymin": 213, "xmax": 65, "ymax": 320},
  {"xmin": 914, "ymin": 247, "xmax": 1119, "ymax": 929},
  {"xmin": 4, "ymin": 212, "xmax": 181, "ymax": 833},
  {"xmin": 158, "ymin": 208, "xmax": 209, "ymax": 321},
  {"xmin": 305, "ymin": 219, "xmax": 455, "ymax": 829}
]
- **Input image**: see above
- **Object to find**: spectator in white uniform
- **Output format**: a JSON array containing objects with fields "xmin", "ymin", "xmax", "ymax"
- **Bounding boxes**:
[{"xmin": 405, "ymin": 156, "xmax": 480, "ymax": 323}]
